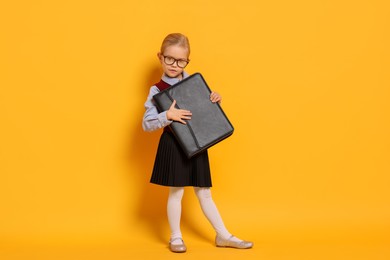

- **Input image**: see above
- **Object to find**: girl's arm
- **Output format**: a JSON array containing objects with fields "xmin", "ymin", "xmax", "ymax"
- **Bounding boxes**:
[{"xmin": 142, "ymin": 86, "xmax": 172, "ymax": 132}]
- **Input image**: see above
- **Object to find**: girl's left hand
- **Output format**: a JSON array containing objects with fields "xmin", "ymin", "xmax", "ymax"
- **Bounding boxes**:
[{"xmin": 210, "ymin": 91, "xmax": 222, "ymax": 104}]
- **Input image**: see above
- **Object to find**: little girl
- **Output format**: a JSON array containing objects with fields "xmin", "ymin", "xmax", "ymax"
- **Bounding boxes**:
[{"xmin": 142, "ymin": 33, "xmax": 253, "ymax": 253}]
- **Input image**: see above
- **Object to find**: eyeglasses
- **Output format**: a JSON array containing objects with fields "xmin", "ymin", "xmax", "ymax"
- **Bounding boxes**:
[{"xmin": 162, "ymin": 55, "xmax": 190, "ymax": 68}]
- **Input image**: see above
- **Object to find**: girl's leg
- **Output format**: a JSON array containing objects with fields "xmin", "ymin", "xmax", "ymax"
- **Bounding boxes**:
[
  {"xmin": 194, "ymin": 187, "xmax": 253, "ymax": 249},
  {"xmin": 194, "ymin": 187, "xmax": 253, "ymax": 248},
  {"xmin": 167, "ymin": 187, "xmax": 185, "ymax": 245},
  {"xmin": 193, "ymin": 187, "xmax": 233, "ymax": 239}
]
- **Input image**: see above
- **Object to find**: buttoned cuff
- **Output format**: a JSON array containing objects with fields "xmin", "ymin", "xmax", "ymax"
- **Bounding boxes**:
[{"xmin": 158, "ymin": 111, "xmax": 172, "ymax": 128}]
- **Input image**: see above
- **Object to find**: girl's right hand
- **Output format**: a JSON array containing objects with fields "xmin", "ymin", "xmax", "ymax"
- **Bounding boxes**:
[{"xmin": 166, "ymin": 100, "xmax": 192, "ymax": 124}]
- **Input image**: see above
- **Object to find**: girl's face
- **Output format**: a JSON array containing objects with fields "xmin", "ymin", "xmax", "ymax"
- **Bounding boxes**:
[{"xmin": 158, "ymin": 45, "xmax": 189, "ymax": 80}]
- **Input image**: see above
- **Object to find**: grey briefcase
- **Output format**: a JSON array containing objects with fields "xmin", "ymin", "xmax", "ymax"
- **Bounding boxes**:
[{"xmin": 153, "ymin": 73, "xmax": 234, "ymax": 158}]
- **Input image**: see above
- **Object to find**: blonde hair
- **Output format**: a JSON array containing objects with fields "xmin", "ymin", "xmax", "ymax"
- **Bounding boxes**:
[{"xmin": 160, "ymin": 33, "xmax": 190, "ymax": 56}]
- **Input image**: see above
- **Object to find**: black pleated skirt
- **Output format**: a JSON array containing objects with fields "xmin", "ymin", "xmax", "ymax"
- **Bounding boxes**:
[{"xmin": 150, "ymin": 129, "xmax": 212, "ymax": 187}]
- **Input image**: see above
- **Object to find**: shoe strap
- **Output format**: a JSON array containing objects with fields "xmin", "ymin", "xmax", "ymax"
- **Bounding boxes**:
[{"xmin": 170, "ymin": 237, "xmax": 184, "ymax": 243}]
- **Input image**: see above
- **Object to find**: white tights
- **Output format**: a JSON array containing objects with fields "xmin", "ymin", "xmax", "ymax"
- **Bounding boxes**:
[{"xmin": 167, "ymin": 187, "xmax": 232, "ymax": 241}]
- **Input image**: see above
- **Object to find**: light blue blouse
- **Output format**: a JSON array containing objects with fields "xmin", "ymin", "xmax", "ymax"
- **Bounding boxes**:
[{"xmin": 142, "ymin": 72, "xmax": 190, "ymax": 132}]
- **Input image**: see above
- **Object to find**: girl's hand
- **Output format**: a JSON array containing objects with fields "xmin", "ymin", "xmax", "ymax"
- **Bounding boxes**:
[
  {"xmin": 210, "ymin": 91, "xmax": 222, "ymax": 104},
  {"xmin": 166, "ymin": 100, "xmax": 192, "ymax": 124}
]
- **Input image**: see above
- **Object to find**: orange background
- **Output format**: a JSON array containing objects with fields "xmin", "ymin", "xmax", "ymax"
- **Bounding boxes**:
[{"xmin": 1, "ymin": 1, "xmax": 389, "ymax": 259}]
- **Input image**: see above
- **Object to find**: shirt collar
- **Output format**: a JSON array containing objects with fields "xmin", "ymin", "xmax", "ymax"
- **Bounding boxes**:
[{"xmin": 161, "ymin": 71, "xmax": 189, "ymax": 86}]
